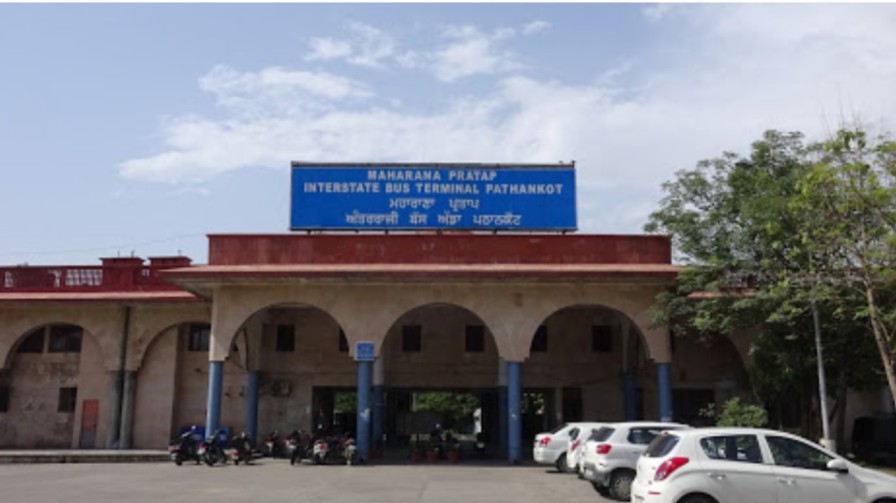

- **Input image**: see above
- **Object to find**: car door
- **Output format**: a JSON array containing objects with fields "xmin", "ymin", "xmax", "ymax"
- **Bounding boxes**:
[
  {"xmin": 764, "ymin": 434, "xmax": 860, "ymax": 503},
  {"xmin": 697, "ymin": 433, "xmax": 778, "ymax": 503}
]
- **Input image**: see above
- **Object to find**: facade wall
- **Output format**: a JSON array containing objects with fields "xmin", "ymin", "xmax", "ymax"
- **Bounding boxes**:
[
  {"xmin": 133, "ymin": 326, "xmax": 178, "ymax": 448},
  {"xmin": 3, "ymin": 349, "xmax": 80, "ymax": 448}
]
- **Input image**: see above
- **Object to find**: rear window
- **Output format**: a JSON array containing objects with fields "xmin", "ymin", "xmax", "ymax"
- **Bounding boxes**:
[
  {"xmin": 550, "ymin": 424, "xmax": 571, "ymax": 435},
  {"xmin": 628, "ymin": 427, "xmax": 666, "ymax": 445},
  {"xmin": 568, "ymin": 427, "xmax": 581, "ymax": 440},
  {"xmin": 644, "ymin": 434, "xmax": 680, "ymax": 458},
  {"xmin": 591, "ymin": 427, "xmax": 615, "ymax": 442}
]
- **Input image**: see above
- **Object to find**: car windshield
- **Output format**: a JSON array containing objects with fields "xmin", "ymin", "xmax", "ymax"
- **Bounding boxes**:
[
  {"xmin": 644, "ymin": 433, "xmax": 680, "ymax": 458},
  {"xmin": 590, "ymin": 427, "xmax": 615, "ymax": 442}
]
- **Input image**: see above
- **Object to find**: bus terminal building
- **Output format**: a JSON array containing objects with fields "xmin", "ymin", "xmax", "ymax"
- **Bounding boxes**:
[{"xmin": 0, "ymin": 163, "xmax": 871, "ymax": 461}]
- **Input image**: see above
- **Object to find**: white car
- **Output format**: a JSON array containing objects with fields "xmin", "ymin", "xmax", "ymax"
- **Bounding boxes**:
[
  {"xmin": 631, "ymin": 427, "xmax": 896, "ymax": 503},
  {"xmin": 565, "ymin": 422, "xmax": 607, "ymax": 474},
  {"xmin": 581, "ymin": 421, "xmax": 690, "ymax": 501},
  {"xmin": 533, "ymin": 422, "xmax": 588, "ymax": 471}
]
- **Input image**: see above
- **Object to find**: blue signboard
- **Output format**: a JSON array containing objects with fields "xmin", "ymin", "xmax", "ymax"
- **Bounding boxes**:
[
  {"xmin": 290, "ymin": 163, "xmax": 577, "ymax": 230},
  {"xmin": 355, "ymin": 341, "xmax": 376, "ymax": 362}
]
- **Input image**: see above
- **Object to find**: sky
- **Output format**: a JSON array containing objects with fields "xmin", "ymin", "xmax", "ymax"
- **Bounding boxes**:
[{"xmin": 2, "ymin": 2, "xmax": 895, "ymax": 265}]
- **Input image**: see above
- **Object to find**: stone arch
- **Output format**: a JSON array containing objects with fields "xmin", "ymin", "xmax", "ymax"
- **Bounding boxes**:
[
  {"xmin": 2, "ymin": 317, "xmax": 107, "ymax": 371},
  {"xmin": 207, "ymin": 286, "xmax": 355, "ymax": 361},
  {"xmin": 493, "ymin": 284, "xmax": 670, "ymax": 363},
  {"xmin": 128, "ymin": 304, "xmax": 211, "ymax": 371}
]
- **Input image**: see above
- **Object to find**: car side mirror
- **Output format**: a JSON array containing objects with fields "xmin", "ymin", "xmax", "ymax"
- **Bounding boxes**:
[{"xmin": 827, "ymin": 459, "xmax": 849, "ymax": 473}]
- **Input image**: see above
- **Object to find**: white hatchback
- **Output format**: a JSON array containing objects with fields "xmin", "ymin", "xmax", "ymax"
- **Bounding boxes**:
[
  {"xmin": 581, "ymin": 421, "xmax": 690, "ymax": 501},
  {"xmin": 631, "ymin": 427, "xmax": 896, "ymax": 503},
  {"xmin": 533, "ymin": 422, "xmax": 587, "ymax": 471},
  {"xmin": 565, "ymin": 422, "xmax": 607, "ymax": 474}
]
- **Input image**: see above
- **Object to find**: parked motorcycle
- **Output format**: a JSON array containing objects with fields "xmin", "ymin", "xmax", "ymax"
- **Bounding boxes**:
[
  {"xmin": 288, "ymin": 430, "xmax": 312, "ymax": 466},
  {"xmin": 312, "ymin": 434, "xmax": 358, "ymax": 465},
  {"xmin": 169, "ymin": 430, "xmax": 201, "ymax": 466},
  {"xmin": 199, "ymin": 430, "xmax": 229, "ymax": 467},
  {"xmin": 264, "ymin": 430, "xmax": 284, "ymax": 458},
  {"xmin": 230, "ymin": 432, "xmax": 253, "ymax": 465},
  {"xmin": 475, "ymin": 432, "xmax": 487, "ymax": 458}
]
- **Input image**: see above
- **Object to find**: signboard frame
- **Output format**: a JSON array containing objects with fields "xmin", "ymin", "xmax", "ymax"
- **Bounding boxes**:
[{"xmin": 289, "ymin": 162, "xmax": 577, "ymax": 232}]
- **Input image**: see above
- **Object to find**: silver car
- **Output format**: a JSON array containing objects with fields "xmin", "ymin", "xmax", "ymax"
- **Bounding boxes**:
[{"xmin": 581, "ymin": 421, "xmax": 690, "ymax": 500}]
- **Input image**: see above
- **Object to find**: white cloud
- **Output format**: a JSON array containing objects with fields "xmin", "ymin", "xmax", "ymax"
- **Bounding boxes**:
[
  {"xmin": 642, "ymin": 4, "xmax": 672, "ymax": 23},
  {"xmin": 306, "ymin": 38, "xmax": 352, "ymax": 61},
  {"xmin": 522, "ymin": 20, "xmax": 551, "ymax": 35},
  {"xmin": 304, "ymin": 21, "xmax": 395, "ymax": 69},
  {"xmin": 121, "ymin": 5, "xmax": 896, "ymax": 233}
]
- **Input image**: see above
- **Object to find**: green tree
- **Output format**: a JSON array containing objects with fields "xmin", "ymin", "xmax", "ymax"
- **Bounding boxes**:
[
  {"xmin": 792, "ymin": 129, "xmax": 896, "ymax": 409},
  {"xmin": 701, "ymin": 397, "xmax": 769, "ymax": 428},
  {"xmin": 646, "ymin": 130, "xmax": 885, "ymax": 440},
  {"xmin": 413, "ymin": 391, "xmax": 479, "ymax": 430}
]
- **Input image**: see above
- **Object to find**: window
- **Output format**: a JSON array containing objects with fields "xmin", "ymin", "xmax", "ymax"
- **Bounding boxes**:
[
  {"xmin": 276, "ymin": 325, "xmax": 295, "ymax": 352},
  {"xmin": 699, "ymin": 435, "xmax": 763, "ymax": 463},
  {"xmin": 592, "ymin": 325, "xmax": 612, "ymax": 352},
  {"xmin": 58, "ymin": 387, "xmax": 77, "ymax": 413},
  {"xmin": 402, "ymin": 325, "xmax": 421, "ymax": 352},
  {"xmin": 17, "ymin": 328, "xmax": 44, "ymax": 353},
  {"xmin": 644, "ymin": 433, "xmax": 680, "ymax": 458},
  {"xmin": 767, "ymin": 435, "xmax": 834, "ymax": 471},
  {"xmin": 338, "ymin": 329, "xmax": 348, "ymax": 352},
  {"xmin": 627, "ymin": 427, "xmax": 665, "ymax": 445},
  {"xmin": 48, "ymin": 325, "xmax": 82, "ymax": 353},
  {"xmin": 531, "ymin": 326, "xmax": 548, "ymax": 352},
  {"xmin": 187, "ymin": 324, "xmax": 210, "ymax": 352},
  {"xmin": 465, "ymin": 325, "xmax": 484, "ymax": 352},
  {"xmin": 0, "ymin": 387, "xmax": 9, "ymax": 412}
]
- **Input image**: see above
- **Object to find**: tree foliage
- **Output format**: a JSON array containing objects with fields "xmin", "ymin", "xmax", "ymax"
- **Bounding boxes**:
[
  {"xmin": 701, "ymin": 397, "xmax": 769, "ymax": 428},
  {"xmin": 646, "ymin": 129, "xmax": 892, "ymax": 438}
]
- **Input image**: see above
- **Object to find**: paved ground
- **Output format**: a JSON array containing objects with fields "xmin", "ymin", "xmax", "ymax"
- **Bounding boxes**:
[{"xmin": 0, "ymin": 459, "xmax": 612, "ymax": 503}]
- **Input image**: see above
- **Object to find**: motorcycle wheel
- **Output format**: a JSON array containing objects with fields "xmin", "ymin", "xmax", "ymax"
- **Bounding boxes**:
[{"xmin": 174, "ymin": 455, "xmax": 183, "ymax": 466}]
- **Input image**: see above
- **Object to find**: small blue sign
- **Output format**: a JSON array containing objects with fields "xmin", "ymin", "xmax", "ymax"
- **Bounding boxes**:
[
  {"xmin": 355, "ymin": 341, "xmax": 375, "ymax": 362},
  {"xmin": 290, "ymin": 163, "xmax": 576, "ymax": 231}
]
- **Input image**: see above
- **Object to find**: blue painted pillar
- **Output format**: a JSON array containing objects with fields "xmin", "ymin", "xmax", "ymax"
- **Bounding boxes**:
[
  {"xmin": 507, "ymin": 361, "xmax": 522, "ymax": 464},
  {"xmin": 245, "ymin": 370, "xmax": 259, "ymax": 442},
  {"xmin": 624, "ymin": 371, "xmax": 637, "ymax": 420},
  {"xmin": 497, "ymin": 386, "xmax": 508, "ymax": 453},
  {"xmin": 657, "ymin": 362, "xmax": 673, "ymax": 422},
  {"xmin": 372, "ymin": 385, "xmax": 385, "ymax": 453},
  {"xmin": 356, "ymin": 360, "xmax": 372, "ymax": 461},
  {"xmin": 206, "ymin": 360, "xmax": 224, "ymax": 437}
]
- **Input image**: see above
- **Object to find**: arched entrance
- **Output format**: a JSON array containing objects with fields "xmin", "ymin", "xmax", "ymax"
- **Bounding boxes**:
[
  {"xmin": 377, "ymin": 302, "xmax": 500, "ymax": 458},
  {"xmin": 521, "ymin": 305, "xmax": 648, "ymax": 445},
  {"xmin": 1, "ymin": 324, "xmax": 103, "ymax": 448}
]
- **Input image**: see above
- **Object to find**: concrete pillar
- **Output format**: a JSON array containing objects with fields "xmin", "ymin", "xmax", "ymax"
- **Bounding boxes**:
[
  {"xmin": 624, "ymin": 370, "xmax": 637, "ymax": 420},
  {"xmin": 372, "ymin": 358, "xmax": 385, "ymax": 454},
  {"xmin": 657, "ymin": 362, "xmax": 673, "ymax": 422},
  {"xmin": 497, "ymin": 358, "xmax": 508, "ymax": 453},
  {"xmin": 117, "ymin": 370, "xmax": 137, "ymax": 448},
  {"xmin": 356, "ymin": 360, "xmax": 372, "ymax": 461},
  {"xmin": 206, "ymin": 361, "xmax": 224, "ymax": 436},
  {"xmin": 105, "ymin": 371, "xmax": 123, "ymax": 448},
  {"xmin": 554, "ymin": 387, "xmax": 564, "ymax": 426},
  {"xmin": 246, "ymin": 370, "xmax": 259, "ymax": 442},
  {"xmin": 507, "ymin": 360, "xmax": 522, "ymax": 464}
]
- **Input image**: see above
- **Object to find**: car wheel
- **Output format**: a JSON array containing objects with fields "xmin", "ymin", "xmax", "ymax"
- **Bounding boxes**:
[
  {"xmin": 608, "ymin": 470, "xmax": 634, "ymax": 501},
  {"xmin": 591, "ymin": 483, "xmax": 610, "ymax": 497},
  {"xmin": 679, "ymin": 496, "xmax": 715, "ymax": 503},
  {"xmin": 555, "ymin": 453, "xmax": 568, "ymax": 472}
]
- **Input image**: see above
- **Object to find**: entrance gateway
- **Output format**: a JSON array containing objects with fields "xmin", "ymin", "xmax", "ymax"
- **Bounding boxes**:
[
  {"xmin": 0, "ymin": 162, "xmax": 752, "ymax": 459},
  {"xmin": 187, "ymin": 161, "xmax": 673, "ymax": 464}
]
